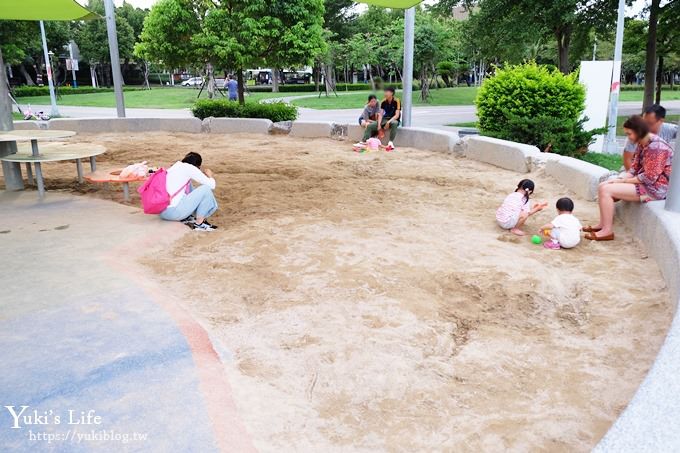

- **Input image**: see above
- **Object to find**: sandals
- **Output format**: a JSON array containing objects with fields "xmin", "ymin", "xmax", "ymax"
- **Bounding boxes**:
[
  {"xmin": 585, "ymin": 232, "xmax": 615, "ymax": 241},
  {"xmin": 582, "ymin": 225, "xmax": 602, "ymax": 233}
]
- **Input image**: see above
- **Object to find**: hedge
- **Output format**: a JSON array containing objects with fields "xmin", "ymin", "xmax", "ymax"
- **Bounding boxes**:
[
  {"xmin": 620, "ymin": 84, "xmax": 680, "ymax": 91},
  {"xmin": 476, "ymin": 62, "xmax": 602, "ymax": 157},
  {"xmin": 14, "ymin": 86, "xmax": 144, "ymax": 97},
  {"xmin": 191, "ymin": 99, "xmax": 298, "ymax": 122},
  {"xmin": 247, "ymin": 82, "xmax": 410, "ymax": 93}
]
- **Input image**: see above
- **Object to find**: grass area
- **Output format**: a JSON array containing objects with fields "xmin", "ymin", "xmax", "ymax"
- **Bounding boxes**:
[
  {"xmin": 619, "ymin": 90, "xmax": 680, "ymax": 102},
  {"xmin": 12, "ymin": 112, "xmax": 23, "ymax": 120},
  {"xmin": 616, "ymin": 114, "xmax": 680, "ymax": 135},
  {"xmin": 580, "ymin": 152, "xmax": 622, "ymax": 171},
  {"xmin": 14, "ymin": 84, "xmax": 680, "ymax": 111},
  {"xmin": 16, "ymin": 87, "xmax": 285, "ymax": 110},
  {"xmin": 292, "ymin": 87, "xmax": 480, "ymax": 109},
  {"xmin": 293, "ymin": 87, "xmax": 680, "ymax": 110},
  {"xmin": 446, "ymin": 121, "xmax": 477, "ymax": 128}
]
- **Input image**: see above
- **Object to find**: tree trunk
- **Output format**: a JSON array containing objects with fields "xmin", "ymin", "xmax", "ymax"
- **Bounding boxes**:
[
  {"xmin": 237, "ymin": 67, "xmax": 245, "ymax": 105},
  {"xmin": 420, "ymin": 67, "xmax": 430, "ymax": 102},
  {"xmin": 555, "ymin": 28, "xmax": 572, "ymax": 74},
  {"xmin": 643, "ymin": 0, "xmax": 661, "ymax": 110},
  {"xmin": 656, "ymin": 55, "xmax": 664, "ymax": 104},
  {"xmin": 272, "ymin": 68, "xmax": 280, "ymax": 93},
  {"xmin": 368, "ymin": 65, "xmax": 375, "ymax": 91},
  {"xmin": 19, "ymin": 64, "xmax": 36, "ymax": 85},
  {"xmin": 206, "ymin": 63, "xmax": 215, "ymax": 99},
  {"xmin": 143, "ymin": 61, "xmax": 150, "ymax": 90},
  {"xmin": 314, "ymin": 62, "xmax": 320, "ymax": 92}
]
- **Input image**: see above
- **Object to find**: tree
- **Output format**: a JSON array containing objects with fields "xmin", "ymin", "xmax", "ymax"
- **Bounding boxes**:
[
  {"xmin": 134, "ymin": 0, "xmax": 201, "ymax": 70},
  {"xmin": 440, "ymin": 0, "xmax": 625, "ymax": 74},
  {"xmin": 640, "ymin": 0, "xmax": 680, "ymax": 108},
  {"xmin": 0, "ymin": 21, "xmax": 72, "ymax": 85},
  {"xmin": 197, "ymin": 0, "xmax": 326, "ymax": 101},
  {"xmin": 135, "ymin": 0, "xmax": 203, "ymax": 91},
  {"xmin": 77, "ymin": 0, "xmax": 135, "ymax": 87},
  {"xmin": 255, "ymin": 0, "xmax": 326, "ymax": 92}
]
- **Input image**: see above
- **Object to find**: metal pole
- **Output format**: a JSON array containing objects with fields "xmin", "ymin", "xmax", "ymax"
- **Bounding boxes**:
[
  {"xmin": 402, "ymin": 7, "xmax": 415, "ymax": 127},
  {"xmin": 104, "ymin": 0, "xmax": 126, "ymax": 118},
  {"xmin": 39, "ymin": 21, "xmax": 59, "ymax": 118},
  {"xmin": 604, "ymin": 0, "xmax": 626, "ymax": 154},
  {"xmin": 68, "ymin": 42, "xmax": 78, "ymax": 88},
  {"xmin": 666, "ymin": 119, "xmax": 680, "ymax": 212}
]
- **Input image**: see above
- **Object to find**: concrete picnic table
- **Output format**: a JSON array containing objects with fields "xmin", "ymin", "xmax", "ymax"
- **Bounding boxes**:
[{"xmin": 0, "ymin": 130, "xmax": 106, "ymax": 197}]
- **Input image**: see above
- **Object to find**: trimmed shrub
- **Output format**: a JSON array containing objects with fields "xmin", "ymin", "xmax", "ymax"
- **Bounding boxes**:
[
  {"xmin": 191, "ymin": 100, "xmax": 298, "ymax": 122},
  {"xmin": 476, "ymin": 62, "xmax": 601, "ymax": 156},
  {"xmin": 247, "ymin": 82, "xmax": 411, "ymax": 93},
  {"xmin": 14, "ymin": 86, "xmax": 143, "ymax": 97}
]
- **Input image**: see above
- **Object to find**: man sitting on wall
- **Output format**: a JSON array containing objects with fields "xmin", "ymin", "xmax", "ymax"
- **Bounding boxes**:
[
  {"xmin": 355, "ymin": 87, "xmax": 401, "ymax": 152},
  {"xmin": 623, "ymin": 104, "xmax": 677, "ymax": 170}
]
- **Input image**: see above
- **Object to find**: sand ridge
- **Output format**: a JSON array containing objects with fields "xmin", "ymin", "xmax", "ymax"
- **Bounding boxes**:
[{"xmin": 13, "ymin": 132, "xmax": 673, "ymax": 452}]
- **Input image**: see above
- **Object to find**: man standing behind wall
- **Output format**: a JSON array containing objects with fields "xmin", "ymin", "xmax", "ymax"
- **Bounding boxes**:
[
  {"xmin": 361, "ymin": 87, "xmax": 401, "ymax": 151},
  {"xmin": 227, "ymin": 74, "xmax": 238, "ymax": 102}
]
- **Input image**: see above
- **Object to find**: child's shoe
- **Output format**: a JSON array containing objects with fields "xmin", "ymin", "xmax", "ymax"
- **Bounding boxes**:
[
  {"xmin": 543, "ymin": 240, "xmax": 561, "ymax": 250},
  {"xmin": 386, "ymin": 141, "xmax": 395, "ymax": 152}
]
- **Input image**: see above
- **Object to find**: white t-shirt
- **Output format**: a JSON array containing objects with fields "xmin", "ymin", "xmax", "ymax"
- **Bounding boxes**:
[
  {"xmin": 165, "ymin": 161, "xmax": 216, "ymax": 208},
  {"xmin": 551, "ymin": 213, "xmax": 582, "ymax": 248}
]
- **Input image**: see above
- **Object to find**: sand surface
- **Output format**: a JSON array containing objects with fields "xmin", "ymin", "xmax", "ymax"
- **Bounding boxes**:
[{"xmin": 6, "ymin": 132, "xmax": 673, "ymax": 451}]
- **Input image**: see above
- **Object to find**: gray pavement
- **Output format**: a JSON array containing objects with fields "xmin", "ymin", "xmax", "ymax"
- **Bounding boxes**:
[{"xmin": 0, "ymin": 191, "xmax": 254, "ymax": 452}]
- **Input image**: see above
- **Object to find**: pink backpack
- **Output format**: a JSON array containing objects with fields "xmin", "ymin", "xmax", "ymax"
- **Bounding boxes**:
[{"xmin": 137, "ymin": 168, "xmax": 189, "ymax": 214}]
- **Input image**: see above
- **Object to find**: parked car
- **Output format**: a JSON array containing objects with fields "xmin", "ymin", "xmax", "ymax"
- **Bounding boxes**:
[{"xmin": 181, "ymin": 77, "xmax": 203, "ymax": 87}]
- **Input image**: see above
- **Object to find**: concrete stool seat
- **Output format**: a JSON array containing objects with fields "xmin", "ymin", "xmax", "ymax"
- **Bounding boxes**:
[
  {"xmin": 85, "ymin": 169, "xmax": 146, "ymax": 202},
  {"xmin": 1, "ymin": 142, "xmax": 106, "ymax": 197}
]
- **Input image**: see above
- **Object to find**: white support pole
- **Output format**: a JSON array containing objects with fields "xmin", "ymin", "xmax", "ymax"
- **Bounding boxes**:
[
  {"xmin": 604, "ymin": 0, "xmax": 626, "ymax": 154},
  {"xmin": 402, "ymin": 7, "xmax": 415, "ymax": 127},
  {"xmin": 104, "ymin": 0, "xmax": 126, "ymax": 118},
  {"xmin": 666, "ymin": 120, "xmax": 680, "ymax": 212},
  {"xmin": 68, "ymin": 42, "xmax": 78, "ymax": 88},
  {"xmin": 39, "ymin": 21, "xmax": 60, "ymax": 118},
  {"xmin": 0, "ymin": 48, "xmax": 24, "ymax": 191}
]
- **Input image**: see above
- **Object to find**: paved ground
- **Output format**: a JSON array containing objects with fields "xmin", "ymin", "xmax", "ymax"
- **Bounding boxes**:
[
  {"xmin": 0, "ymin": 191, "xmax": 253, "ymax": 452},
  {"xmin": 17, "ymin": 100, "xmax": 680, "ymax": 129}
]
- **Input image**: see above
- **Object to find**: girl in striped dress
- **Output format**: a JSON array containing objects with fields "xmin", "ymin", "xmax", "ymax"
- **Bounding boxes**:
[{"xmin": 496, "ymin": 179, "xmax": 548, "ymax": 236}]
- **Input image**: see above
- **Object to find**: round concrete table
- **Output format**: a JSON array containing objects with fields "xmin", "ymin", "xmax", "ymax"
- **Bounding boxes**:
[{"xmin": 0, "ymin": 130, "xmax": 78, "ymax": 197}]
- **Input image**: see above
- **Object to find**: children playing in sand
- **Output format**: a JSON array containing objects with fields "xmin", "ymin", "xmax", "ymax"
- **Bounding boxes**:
[
  {"xmin": 353, "ymin": 129, "xmax": 388, "ymax": 153},
  {"xmin": 538, "ymin": 198, "xmax": 582, "ymax": 250},
  {"xmin": 496, "ymin": 179, "xmax": 548, "ymax": 235}
]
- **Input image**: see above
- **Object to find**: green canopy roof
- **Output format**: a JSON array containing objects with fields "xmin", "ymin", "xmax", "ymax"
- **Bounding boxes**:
[
  {"xmin": 0, "ymin": 0, "xmax": 98, "ymax": 20},
  {"xmin": 356, "ymin": 0, "xmax": 424, "ymax": 8}
]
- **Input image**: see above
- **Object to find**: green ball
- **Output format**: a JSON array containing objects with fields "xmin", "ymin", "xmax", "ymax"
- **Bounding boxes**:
[{"xmin": 531, "ymin": 235, "xmax": 543, "ymax": 244}]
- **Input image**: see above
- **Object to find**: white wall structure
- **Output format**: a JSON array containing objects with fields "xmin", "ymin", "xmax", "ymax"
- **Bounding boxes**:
[{"xmin": 579, "ymin": 61, "xmax": 619, "ymax": 153}]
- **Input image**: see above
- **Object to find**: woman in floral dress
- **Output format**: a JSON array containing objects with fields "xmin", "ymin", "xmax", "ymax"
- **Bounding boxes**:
[{"xmin": 584, "ymin": 115, "xmax": 674, "ymax": 241}]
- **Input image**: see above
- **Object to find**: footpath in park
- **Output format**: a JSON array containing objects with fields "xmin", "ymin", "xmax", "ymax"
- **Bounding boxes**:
[
  {"xmin": 15, "ymin": 100, "xmax": 680, "ymax": 129},
  {"xmin": 0, "ymin": 192, "xmax": 254, "ymax": 452}
]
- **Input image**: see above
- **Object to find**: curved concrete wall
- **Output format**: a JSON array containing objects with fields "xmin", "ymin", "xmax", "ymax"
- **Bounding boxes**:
[{"xmin": 10, "ymin": 117, "xmax": 680, "ymax": 449}]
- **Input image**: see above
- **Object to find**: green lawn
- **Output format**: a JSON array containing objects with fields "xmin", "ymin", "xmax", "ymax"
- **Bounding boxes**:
[
  {"xmin": 616, "ymin": 114, "xmax": 680, "ymax": 135},
  {"xmin": 446, "ymin": 121, "xmax": 478, "ymax": 128},
  {"xmin": 16, "ymin": 87, "xmax": 285, "ymax": 109},
  {"xmin": 12, "ymin": 112, "xmax": 23, "ymax": 120},
  {"xmin": 580, "ymin": 152, "xmax": 622, "ymax": 171},
  {"xmin": 619, "ymin": 90, "xmax": 680, "ymax": 102},
  {"xmin": 292, "ymin": 87, "xmax": 480, "ymax": 109},
  {"xmin": 14, "ymin": 84, "xmax": 680, "ymax": 111}
]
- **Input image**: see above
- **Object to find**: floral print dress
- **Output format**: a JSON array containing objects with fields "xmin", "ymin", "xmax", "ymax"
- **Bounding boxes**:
[{"xmin": 631, "ymin": 134, "xmax": 674, "ymax": 201}]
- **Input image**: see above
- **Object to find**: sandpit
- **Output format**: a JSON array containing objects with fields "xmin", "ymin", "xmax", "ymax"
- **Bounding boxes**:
[{"xmin": 9, "ymin": 132, "xmax": 673, "ymax": 451}]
